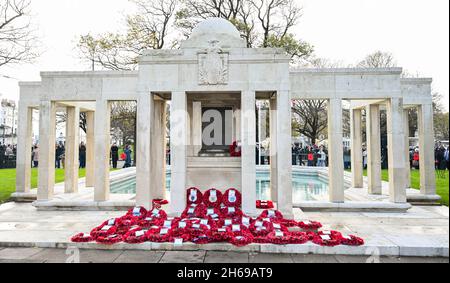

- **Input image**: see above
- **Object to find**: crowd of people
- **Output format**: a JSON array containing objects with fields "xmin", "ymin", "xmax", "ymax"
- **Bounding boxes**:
[
  {"xmin": 406, "ymin": 143, "xmax": 450, "ymax": 171},
  {"xmin": 0, "ymin": 143, "xmax": 17, "ymax": 169},
  {"xmin": 29, "ymin": 142, "xmax": 134, "ymax": 169}
]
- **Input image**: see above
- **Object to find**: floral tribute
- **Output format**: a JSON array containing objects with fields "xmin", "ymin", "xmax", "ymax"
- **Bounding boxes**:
[{"xmin": 71, "ymin": 189, "xmax": 364, "ymax": 247}]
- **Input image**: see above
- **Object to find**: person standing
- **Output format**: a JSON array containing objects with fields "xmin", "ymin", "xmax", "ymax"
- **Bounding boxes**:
[
  {"xmin": 32, "ymin": 145, "xmax": 39, "ymax": 168},
  {"xmin": 317, "ymin": 147, "xmax": 327, "ymax": 167},
  {"xmin": 79, "ymin": 142, "xmax": 87, "ymax": 168},
  {"xmin": 55, "ymin": 143, "xmax": 63, "ymax": 169},
  {"xmin": 123, "ymin": 145, "xmax": 133, "ymax": 168},
  {"xmin": 111, "ymin": 143, "xmax": 119, "ymax": 169},
  {"xmin": 444, "ymin": 146, "xmax": 450, "ymax": 171}
]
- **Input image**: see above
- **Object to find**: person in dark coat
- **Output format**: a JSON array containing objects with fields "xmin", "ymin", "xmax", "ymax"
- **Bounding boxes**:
[
  {"xmin": 55, "ymin": 143, "xmax": 64, "ymax": 168},
  {"xmin": 111, "ymin": 143, "xmax": 119, "ymax": 169},
  {"xmin": 79, "ymin": 142, "xmax": 87, "ymax": 168}
]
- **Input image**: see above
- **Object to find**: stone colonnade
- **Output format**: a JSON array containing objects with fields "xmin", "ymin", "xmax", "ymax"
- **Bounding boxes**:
[{"xmin": 350, "ymin": 99, "xmax": 437, "ymax": 201}]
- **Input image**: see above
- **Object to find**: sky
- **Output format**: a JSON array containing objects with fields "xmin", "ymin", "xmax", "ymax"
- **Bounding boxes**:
[{"xmin": 0, "ymin": 0, "xmax": 449, "ymax": 110}]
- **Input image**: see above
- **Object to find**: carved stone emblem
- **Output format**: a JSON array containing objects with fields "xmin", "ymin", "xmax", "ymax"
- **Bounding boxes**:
[{"xmin": 198, "ymin": 40, "xmax": 229, "ymax": 85}]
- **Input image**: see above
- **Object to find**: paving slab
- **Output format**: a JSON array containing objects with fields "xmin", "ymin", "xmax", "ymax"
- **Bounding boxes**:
[
  {"xmin": 78, "ymin": 249, "xmax": 123, "ymax": 263},
  {"xmin": 160, "ymin": 251, "xmax": 206, "ymax": 263},
  {"xmin": 380, "ymin": 256, "xmax": 449, "ymax": 264},
  {"xmin": 291, "ymin": 254, "xmax": 339, "ymax": 263},
  {"xmin": 29, "ymin": 248, "xmax": 72, "ymax": 263},
  {"xmin": 249, "ymin": 253, "xmax": 294, "ymax": 263},
  {"xmin": 204, "ymin": 251, "xmax": 249, "ymax": 263},
  {"xmin": 335, "ymin": 255, "xmax": 371, "ymax": 263},
  {"xmin": 114, "ymin": 251, "xmax": 165, "ymax": 263},
  {"xmin": 0, "ymin": 247, "xmax": 43, "ymax": 260}
]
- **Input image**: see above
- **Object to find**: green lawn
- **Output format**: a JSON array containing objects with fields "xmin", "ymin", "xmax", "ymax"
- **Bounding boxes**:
[
  {"xmin": 0, "ymin": 168, "xmax": 86, "ymax": 204},
  {"xmin": 355, "ymin": 169, "xmax": 449, "ymax": 206}
]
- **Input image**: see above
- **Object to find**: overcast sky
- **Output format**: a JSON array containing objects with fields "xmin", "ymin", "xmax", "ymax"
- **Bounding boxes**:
[{"xmin": 0, "ymin": 0, "xmax": 448, "ymax": 110}]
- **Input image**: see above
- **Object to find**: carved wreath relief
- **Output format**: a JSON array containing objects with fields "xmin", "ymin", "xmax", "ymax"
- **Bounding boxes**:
[{"xmin": 198, "ymin": 40, "xmax": 229, "ymax": 85}]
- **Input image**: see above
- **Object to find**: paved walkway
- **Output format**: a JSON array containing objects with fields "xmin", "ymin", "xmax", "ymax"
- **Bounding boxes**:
[
  {"xmin": 0, "ymin": 248, "xmax": 447, "ymax": 263},
  {"xmin": 0, "ymin": 202, "xmax": 448, "ymax": 257}
]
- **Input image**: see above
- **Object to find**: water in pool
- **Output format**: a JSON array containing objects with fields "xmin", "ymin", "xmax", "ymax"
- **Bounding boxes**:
[{"xmin": 110, "ymin": 172, "xmax": 329, "ymax": 202}]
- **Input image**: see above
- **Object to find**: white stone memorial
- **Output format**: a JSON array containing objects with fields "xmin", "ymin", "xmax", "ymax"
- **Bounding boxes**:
[{"xmin": 13, "ymin": 18, "xmax": 439, "ymax": 216}]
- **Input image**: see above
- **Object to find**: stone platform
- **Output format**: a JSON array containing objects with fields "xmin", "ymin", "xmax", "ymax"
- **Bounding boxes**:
[{"xmin": 0, "ymin": 202, "xmax": 447, "ymax": 258}]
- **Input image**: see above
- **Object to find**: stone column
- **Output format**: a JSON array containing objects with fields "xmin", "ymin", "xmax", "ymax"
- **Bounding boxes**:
[
  {"xmin": 276, "ymin": 91, "xmax": 293, "ymax": 216},
  {"xmin": 152, "ymin": 99, "xmax": 167, "ymax": 200},
  {"xmin": 85, "ymin": 111, "xmax": 95, "ymax": 187},
  {"xmin": 366, "ymin": 104, "xmax": 382, "ymax": 195},
  {"xmin": 136, "ymin": 92, "xmax": 154, "ymax": 209},
  {"xmin": 192, "ymin": 101, "xmax": 202, "ymax": 156},
  {"xmin": 328, "ymin": 98, "xmax": 345, "ymax": 203},
  {"xmin": 37, "ymin": 101, "xmax": 56, "ymax": 201},
  {"xmin": 403, "ymin": 109, "xmax": 411, "ymax": 188},
  {"xmin": 351, "ymin": 108, "xmax": 364, "ymax": 188},
  {"xmin": 241, "ymin": 90, "xmax": 257, "ymax": 216},
  {"xmin": 417, "ymin": 103, "xmax": 437, "ymax": 196},
  {"xmin": 269, "ymin": 98, "xmax": 278, "ymax": 203},
  {"xmin": 170, "ymin": 91, "xmax": 188, "ymax": 215},
  {"xmin": 94, "ymin": 100, "xmax": 111, "ymax": 202},
  {"xmin": 15, "ymin": 104, "xmax": 33, "ymax": 193},
  {"xmin": 386, "ymin": 98, "xmax": 407, "ymax": 203},
  {"xmin": 64, "ymin": 106, "xmax": 80, "ymax": 194}
]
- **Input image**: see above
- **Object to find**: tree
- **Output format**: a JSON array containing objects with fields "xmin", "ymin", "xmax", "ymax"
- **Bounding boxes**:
[
  {"xmin": 175, "ymin": 0, "xmax": 314, "ymax": 62},
  {"xmin": 0, "ymin": 0, "xmax": 39, "ymax": 68},
  {"xmin": 434, "ymin": 112, "xmax": 449, "ymax": 141},
  {"xmin": 357, "ymin": 51, "xmax": 396, "ymax": 68},
  {"xmin": 77, "ymin": 0, "xmax": 177, "ymax": 71},
  {"xmin": 292, "ymin": 100, "xmax": 328, "ymax": 145}
]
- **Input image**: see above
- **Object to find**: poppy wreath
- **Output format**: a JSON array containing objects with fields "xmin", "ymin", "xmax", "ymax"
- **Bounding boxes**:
[
  {"xmin": 240, "ymin": 216, "xmax": 254, "ymax": 228},
  {"xmin": 203, "ymin": 189, "xmax": 223, "ymax": 208},
  {"xmin": 253, "ymin": 236, "xmax": 270, "ymax": 244},
  {"xmin": 220, "ymin": 206, "xmax": 244, "ymax": 218},
  {"xmin": 230, "ymin": 234, "xmax": 254, "ymax": 247},
  {"xmin": 312, "ymin": 231, "xmax": 343, "ymax": 247},
  {"xmin": 229, "ymin": 224, "xmax": 251, "ymax": 238},
  {"xmin": 298, "ymin": 220, "xmax": 323, "ymax": 232},
  {"xmin": 191, "ymin": 218, "xmax": 218, "ymax": 230},
  {"xmin": 146, "ymin": 208, "xmax": 168, "ymax": 221},
  {"xmin": 186, "ymin": 187, "xmax": 203, "ymax": 206},
  {"xmin": 259, "ymin": 209, "xmax": 284, "ymax": 221},
  {"xmin": 222, "ymin": 188, "xmax": 242, "ymax": 208},
  {"xmin": 146, "ymin": 227, "xmax": 172, "ymax": 243},
  {"xmin": 125, "ymin": 206, "xmax": 148, "ymax": 220},
  {"xmin": 249, "ymin": 220, "xmax": 273, "ymax": 237},
  {"xmin": 187, "ymin": 223, "xmax": 210, "ymax": 237},
  {"xmin": 340, "ymin": 235, "xmax": 364, "ymax": 246},
  {"xmin": 268, "ymin": 222, "xmax": 289, "ymax": 233},
  {"xmin": 181, "ymin": 204, "xmax": 207, "ymax": 219},
  {"xmin": 191, "ymin": 234, "xmax": 213, "ymax": 245},
  {"xmin": 170, "ymin": 233, "xmax": 192, "ymax": 243},
  {"xmin": 229, "ymin": 141, "xmax": 242, "ymax": 157},
  {"xmin": 267, "ymin": 230, "xmax": 292, "ymax": 245},
  {"xmin": 256, "ymin": 200, "xmax": 274, "ymax": 209},
  {"xmin": 208, "ymin": 226, "xmax": 233, "ymax": 242},
  {"xmin": 204, "ymin": 207, "xmax": 222, "ymax": 220},
  {"xmin": 71, "ymin": 233, "xmax": 94, "ymax": 243},
  {"xmin": 289, "ymin": 231, "xmax": 310, "ymax": 244},
  {"xmin": 123, "ymin": 229, "xmax": 148, "ymax": 244},
  {"xmin": 152, "ymin": 199, "xmax": 169, "ymax": 210},
  {"xmin": 280, "ymin": 219, "xmax": 299, "ymax": 228},
  {"xmin": 161, "ymin": 218, "xmax": 182, "ymax": 230},
  {"xmin": 217, "ymin": 217, "xmax": 243, "ymax": 228},
  {"xmin": 96, "ymin": 234, "xmax": 123, "ymax": 245},
  {"xmin": 137, "ymin": 217, "xmax": 165, "ymax": 229},
  {"xmin": 90, "ymin": 224, "xmax": 118, "ymax": 239}
]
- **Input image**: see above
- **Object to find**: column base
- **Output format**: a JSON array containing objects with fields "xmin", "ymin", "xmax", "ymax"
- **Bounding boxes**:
[
  {"xmin": 407, "ymin": 194, "xmax": 442, "ymax": 205},
  {"xmin": 10, "ymin": 192, "xmax": 37, "ymax": 203}
]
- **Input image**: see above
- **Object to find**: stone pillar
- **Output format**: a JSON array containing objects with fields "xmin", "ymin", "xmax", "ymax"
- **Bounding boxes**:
[
  {"xmin": 85, "ymin": 111, "xmax": 95, "ymax": 187},
  {"xmin": 327, "ymin": 98, "xmax": 345, "ymax": 203},
  {"xmin": 366, "ymin": 104, "xmax": 382, "ymax": 195},
  {"xmin": 351, "ymin": 108, "xmax": 364, "ymax": 188},
  {"xmin": 418, "ymin": 103, "xmax": 437, "ymax": 196},
  {"xmin": 136, "ymin": 92, "xmax": 154, "ymax": 209},
  {"xmin": 37, "ymin": 101, "xmax": 56, "ymax": 201},
  {"xmin": 192, "ymin": 101, "xmax": 202, "ymax": 156},
  {"xmin": 152, "ymin": 99, "xmax": 167, "ymax": 200},
  {"xmin": 170, "ymin": 91, "xmax": 188, "ymax": 215},
  {"xmin": 15, "ymin": 104, "xmax": 33, "ymax": 193},
  {"xmin": 94, "ymin": 100, "xmax": 111, "ymax": 202},
  {"xmin": 276, "ymin": 91, "xmax": 293, "ymax": 216},
  {"xmin": 403, "ymin": 109, "xmax": 411, "ymax": 188},
  {"xmin": 386, "ymin": 98, "xmax": 407, "ymax": 203},
  {"xmin": 269, "ymin": 98, "xmax": 278, "ymax": 203},
  {"xmin": 64, "ymin": 106, "xmax": 80, "ymax": 194},
  {"xmin": 241, "ymin": 90, "xmax": 257, "ymax": 216}
]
